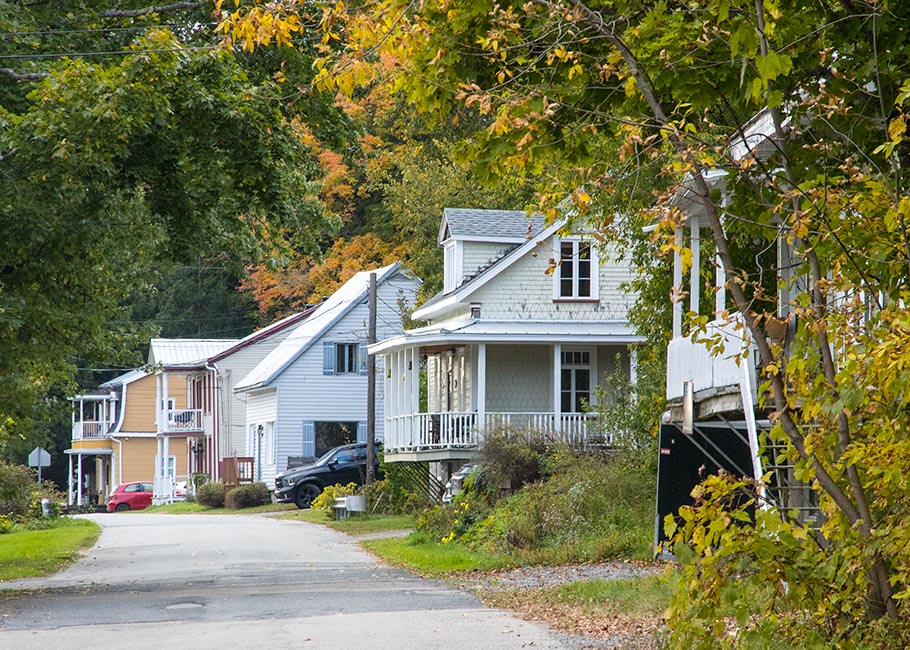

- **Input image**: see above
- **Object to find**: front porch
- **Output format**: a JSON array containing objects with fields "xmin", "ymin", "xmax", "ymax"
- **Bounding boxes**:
[
  {"xmin": 375, "ymin": 325, "xmax": 641, "ymax": 460},
  {"xmin": 385, "ymin": 411, "xmax": 600, "ymax": 461}
]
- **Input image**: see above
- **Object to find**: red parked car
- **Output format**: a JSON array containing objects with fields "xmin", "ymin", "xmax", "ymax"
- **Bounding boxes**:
[{"xmin": 106, "ymin": 482, "xmax": 153, "ymax": 512}]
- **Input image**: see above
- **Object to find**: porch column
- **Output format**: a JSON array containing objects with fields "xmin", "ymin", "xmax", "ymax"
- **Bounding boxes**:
[
  {"xmin": 162, "ymin": 372, "xmax": 169, "ymax": 422},
  {"xmin": 715, "ymin": 253, "xmax": 726, "ymax": 315},
  {"xmin": 411, "ymin": 347, "xmax": 420, "ymax": 415},
  {"xmin": 156, "ymin": 373, "xmax": 163, "ymax": 431},
  {"xmin": 629, "ymin": 346, "xmax": 638, "ymax": 388},
  {"xmin": 384, "ymin": 353, "xmax": 393, "ymax": 419},
  {"xmin": 396, "ymin": 349, "xmax": 404, "ymax": 417},
  {"xmin": 689, "ymin": 215, "xmax": 700, "ymax": 317},
  {"xmin": 76, "ymin": 453, "xmax": 83, "ymax": 507},
  {"xmin": 552, "ymin": 344, "xmax": 562, "ymax": 432},
  {"xmin": 67, "ymin": 454, "xmax": 73, "ymax": 505},
  {"xmin": 672, "ymin": 226, "xmax": 683, "ymax": 338},
  {"xmin": 477, "ymin": 343, "xmax": 486, "ymax": 431},
  {"xmin": 403, "ymin": 348, "xmax": 413, "ymax": 416},
  {"xmin": 163, "ymin": 435, "xmax": 171, "ymax": 501}
]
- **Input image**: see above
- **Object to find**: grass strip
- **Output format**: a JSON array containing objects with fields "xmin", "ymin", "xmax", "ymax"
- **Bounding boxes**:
[
  {"xmin": 276, "ymin": 509, "xmax": 416, "ymax": 534},
  {"xmin": 0, "ymin": 518, "xmax": 101, "ymax": 581},
  {"xmin": 362, "ymin": 535, "xmax": 514, "ymax": 574}
]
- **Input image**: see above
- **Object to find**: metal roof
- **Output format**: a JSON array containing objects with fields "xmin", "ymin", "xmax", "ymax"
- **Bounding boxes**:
[
  {"xmin": 414, "ymin": 219, "xmax": 565, "ymax": 321},
  {"xmin": 209, "ymin": 305, "xmax": 319, "ymax": 363},
  {"xmin": 148, "ymin": 338, "xmax": 240, "ymax": 368},
  {"xmin": 99, "ymin": 368, "xmax": 148, "ymax": 388},
  {"xmin": 235, "ymin": 263, "xmax": 402, "ymax": 392},
  {"xmin": 440, "ymin": 208, "xmax": 547, "ymax": 243},
  {"xmin": 370, "ymin": 318, "xmax": 644, "ymax": 354}
]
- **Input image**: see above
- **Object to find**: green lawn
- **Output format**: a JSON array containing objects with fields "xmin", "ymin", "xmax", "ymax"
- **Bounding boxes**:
[
  {"xmin": 362, "ymin": 535, "xmax": 514, "ymax": 574},
  {"xmin": 143, "ymin": 502, "xmax": 297, "ymax": 515},
  {"xmin": 552, "ymin": 574, "xmax": 672, "ymax": 616},
  {"xmin": 0, "ymin": 518, "xmax": 101, "ymax": 581},
  {"xmin": 277, "ymin": 508, "xmax": 416, "ymax": 534}
]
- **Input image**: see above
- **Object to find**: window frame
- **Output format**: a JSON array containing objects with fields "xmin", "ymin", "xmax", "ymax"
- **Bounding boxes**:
[
  {"xmin": 560, "ymin": 348, "xmax": 595, "ymax": 414},
  {"xmin": 554, "ymin": 238, "xmax": 599, "ymax": 301},
  {"xmin": 323, "ymin": 342, "xmax": 368, "ymax": 375}
]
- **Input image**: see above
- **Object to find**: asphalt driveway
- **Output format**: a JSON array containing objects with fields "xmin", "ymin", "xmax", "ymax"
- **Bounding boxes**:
[{"xmin": 0, "ymin": 513, "xmax": 571, "ymax": 649}]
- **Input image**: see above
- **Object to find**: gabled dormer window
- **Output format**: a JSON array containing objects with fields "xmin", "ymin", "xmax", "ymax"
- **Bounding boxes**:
[
  {"xmin": 443, "ymin": 240, "xmax": 462, "ymax": 293},
  {"xmin": 556, "ymin": 239, "xmax": 598, "ymax": 300}
]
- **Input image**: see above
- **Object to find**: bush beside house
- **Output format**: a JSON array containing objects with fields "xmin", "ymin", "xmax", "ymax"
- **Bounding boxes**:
[
  {"xmin": 196, "ymin": 481, "xmax": 225, "ymax": 508},
  {"xmin": 0, "ymin": 461, "xmax": 61, "ymax": 533},
  {"xmin": 225, "ymin": 483, "xmax": 271, "ymax": 509}
]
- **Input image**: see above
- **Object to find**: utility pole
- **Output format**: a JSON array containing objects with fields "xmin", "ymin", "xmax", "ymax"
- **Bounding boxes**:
[{"xmin": 366, "ymin": 272, "xmax": 377, "ymax": 485}]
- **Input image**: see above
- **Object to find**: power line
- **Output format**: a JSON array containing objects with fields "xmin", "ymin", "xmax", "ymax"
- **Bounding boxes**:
[
  {"xmin": 0, "ymin": 45, "xmax": 216, "ymax": 60},
  {"xmin": 0, "ymin": 23, "xmax": 215, "ymax": 38}
]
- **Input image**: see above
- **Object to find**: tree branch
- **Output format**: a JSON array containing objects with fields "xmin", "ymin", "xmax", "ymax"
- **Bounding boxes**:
[
  {"xmin": 99, "ymin": 2, "xmax": 206, "ymax": 18},
  {"xmin": 0, "ymin": 67, "xmax": 48, "ymax": 81}
]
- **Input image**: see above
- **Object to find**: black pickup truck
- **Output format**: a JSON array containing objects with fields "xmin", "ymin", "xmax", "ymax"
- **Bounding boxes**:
[{"xmin": 273, "ymin": 443, "xmax": 381, "ymax": 508}]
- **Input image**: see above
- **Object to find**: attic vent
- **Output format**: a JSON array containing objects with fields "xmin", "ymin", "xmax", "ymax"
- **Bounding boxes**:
[{"xmin": 470, "ymin": 303, "xmax": 481, "ymax": 319}]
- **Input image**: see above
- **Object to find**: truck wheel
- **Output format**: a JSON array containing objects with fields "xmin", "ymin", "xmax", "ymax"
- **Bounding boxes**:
[{"xmin": 295, "ymin": 483, "xmax": 322, "ymax": 509}]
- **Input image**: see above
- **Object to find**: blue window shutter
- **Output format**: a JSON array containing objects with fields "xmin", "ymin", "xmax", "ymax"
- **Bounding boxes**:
[
  {"xmin": 357, "ymin": 421, "xmax": 367, "ymax": 444},
  {"xmin": 323, "ymin": 342, "xmax": 335, "ymax": 375},
  {"xmin": 302, "ymin": 421, "xmax": 316, "ymax": 458},
  {"xmin": 359, "ymin": 343, "xmax": 368, "ymax": 375}
]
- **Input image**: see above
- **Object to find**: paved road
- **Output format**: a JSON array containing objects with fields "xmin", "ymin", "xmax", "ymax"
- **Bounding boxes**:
[{"xmin": 0, "ymin": 513, "xmax": 571, "ymax": 649}]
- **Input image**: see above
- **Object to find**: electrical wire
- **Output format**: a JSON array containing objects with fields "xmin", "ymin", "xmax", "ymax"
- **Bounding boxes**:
[{"xmin": 0, "ymin": 45, "xmax": 217, "ymax": 60}]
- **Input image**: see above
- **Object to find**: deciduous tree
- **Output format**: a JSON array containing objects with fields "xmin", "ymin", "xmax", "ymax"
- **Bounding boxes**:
[{"xmin": 224, "ymin": 0, "xmax": 910, "ymax": 642}]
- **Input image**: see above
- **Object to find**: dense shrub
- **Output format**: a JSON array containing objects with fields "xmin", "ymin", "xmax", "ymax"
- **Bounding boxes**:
[
  {"xmin": 311, "ymin": 482, "xmax": 358, "ymax": 515},
  {"xmin": 417, "ymin": 447, "xmax": 655, "ymax": 561},
  {"xmin": 477, "ymin": 429, "xmax": 547, "ymax": 494},
  {"xmin": 0, "ymin": 462, "xmax": 35, "ymax": 518},
  {"xmin": 225, "ymin": 482, "xmax": 271, "ymax": 509},
  {"xmin": 196, "ymin": 481, "xmax": 225, "ymax": 508}
]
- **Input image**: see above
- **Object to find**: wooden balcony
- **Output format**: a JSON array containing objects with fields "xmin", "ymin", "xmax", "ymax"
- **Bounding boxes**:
[
  {"xmin": 71, "ymin": 420, "xmax": 110, "ymax": 441},
  {"xmin": 158, "ymin": 408, "xmax": 203, "ymax": 434}
]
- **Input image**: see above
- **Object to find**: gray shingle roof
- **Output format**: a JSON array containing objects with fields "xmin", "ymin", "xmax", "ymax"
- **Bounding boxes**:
[{"xmin": 442, "ymin": 208, "xmax": 547, "ymax": 241}]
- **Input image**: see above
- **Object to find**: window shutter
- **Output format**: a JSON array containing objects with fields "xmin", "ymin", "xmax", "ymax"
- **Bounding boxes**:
[
  {"xmin": 357, "ymin": 421, "xmax": 367, "ymax": 444},
  {"xmin": 302, "ymin": 421, "xmax": 316, "ymax": 458},
  {"xmin": 323, "ymin": 342, "xmax": 335, "ymax": 375},
  {"xmin": 359, "ymin": 343, "xmax": 369, "ymax": 375}
]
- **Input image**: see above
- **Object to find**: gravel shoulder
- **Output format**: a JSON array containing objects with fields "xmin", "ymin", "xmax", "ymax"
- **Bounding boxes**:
[{"xmin": 440, "ymin": 561, "xmax": 671, "ymax": 649}]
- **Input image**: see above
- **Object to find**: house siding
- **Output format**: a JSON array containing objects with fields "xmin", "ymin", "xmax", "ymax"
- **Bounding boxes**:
[
  {"xmin": 254, "ymin": 271, "xmax": 418, "ymax": 481},
  {"xmin": 485, "ymin": 344, "xmax": 553, "ymax": 413},
  {"xmin": 424, "ymin": 306, "xmax": 474, "ymax": 328},
  {"xmin": 121, "ymin": 374, "xmax": 159, "ymax": 433},
  {"xmin": 469, "ymin": 236, "xmax": 635, "ymax": 321},
  {"xmin": 118, "ymin": 436, "xmax": 189, "ymax": 485},
  {"xmin": 460, "ymin": 241, "xmax": 513, "ymax": 283},
  {"xmin": 597, "ymin": 345, "xmax": 630, "ymax": 387},
  {"xmin": 245, "ymin": 388, "xmax": 278, "ymax": 479}
]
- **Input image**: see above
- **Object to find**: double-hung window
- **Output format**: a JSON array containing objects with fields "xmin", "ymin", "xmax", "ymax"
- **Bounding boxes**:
[
  {"xmin": 323, "ymin": 342, "xmax": 367, "ymax": 375},
  {"xmin": 557, "ymin": 239, "xmax": 596, "ymax": 299}
]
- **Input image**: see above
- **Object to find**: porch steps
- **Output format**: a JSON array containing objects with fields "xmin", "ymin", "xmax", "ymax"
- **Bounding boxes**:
[
  {"xmin": 762, "ymin": 439, "xmax": 821, "ymax": 529},
  {"xmin": 392, "ymin": 461, "xmax": 447, "ymax": 504}
]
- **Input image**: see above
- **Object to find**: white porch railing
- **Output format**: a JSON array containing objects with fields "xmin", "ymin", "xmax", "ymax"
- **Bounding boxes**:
[
  {"xmin": 159, "ymin": 408, "xmax": 203, "ymax": 433},
  {"xmin": 71, "ymin": 420, "xmax": 110, "ymax": 440},
  {"xmin": 666, "ymin": 315, "xmax": 759, "ymax": 401},
  {"xmin": 385, "ymin": 411, "xmax": 602, "ymax": 454}
]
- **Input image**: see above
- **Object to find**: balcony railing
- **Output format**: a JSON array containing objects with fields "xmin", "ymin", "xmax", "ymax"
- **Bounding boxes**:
[
  {"xmin": 72, "ymin": 421, "xmax": 110, "ymax": 441},
  {"xmin": 385, "ymin": 411, "xmax": 602, "ymax": 454},
  {"xmin": 159, "ymin": 408, "xmax": 203, "ymax": 433},
  {"xmin": 666, "ymin": 315, "xmax": 758, "ymax": 401}
]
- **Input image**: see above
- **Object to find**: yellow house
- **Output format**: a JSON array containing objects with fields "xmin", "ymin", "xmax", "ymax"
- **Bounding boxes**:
[{"xmin": 68, "ymin": 369, "xmax": 188, "ymax": 508}]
